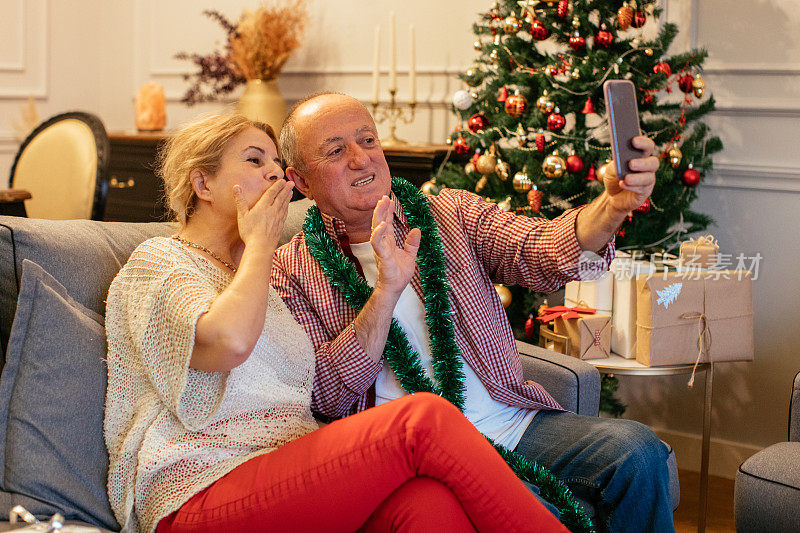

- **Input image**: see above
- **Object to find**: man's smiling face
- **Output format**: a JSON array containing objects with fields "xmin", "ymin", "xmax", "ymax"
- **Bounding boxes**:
[{"xmin": 288, "ymin": 94, "xmax": 392, "ymax": 230}]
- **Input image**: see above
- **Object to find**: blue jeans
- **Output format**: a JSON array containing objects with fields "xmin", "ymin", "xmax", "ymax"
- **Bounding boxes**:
[{"xmin": 514, "ymin": 410, "xmax": 674, "ymax": 533}]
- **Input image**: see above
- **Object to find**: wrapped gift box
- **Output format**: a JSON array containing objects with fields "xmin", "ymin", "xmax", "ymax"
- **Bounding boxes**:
[
  {"xmin": 635, "ymin": 271, "xmax": 754, "ymax": 366},
  {"xmin": 679, "ymin": 235, "xmax": 720, "ymax": 269},
  {"xmin": 538, "ymin": 306, "xmax": 611, "ymax": 360},
  {"xmin": 564, "ymin": 271, "xmax": 613, "ymax": 315},
  {"xmin": 553, "ymin": 314, "xmax": 612, "ymax": 360},
  {"xmin": 610, "ymin": 251, "xmax": 656, "ymax": 358}
]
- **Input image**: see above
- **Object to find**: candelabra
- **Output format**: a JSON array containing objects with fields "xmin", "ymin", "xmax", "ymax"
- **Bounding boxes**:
[{"xmin": 372, "ymin": 89, "xmax": 416, "ymax": 146}]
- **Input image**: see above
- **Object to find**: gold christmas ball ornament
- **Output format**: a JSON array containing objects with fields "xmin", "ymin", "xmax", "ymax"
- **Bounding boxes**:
[
  {"xmin": 542, "ymin": 154, "xmax": 566, "ymax": 178},
  {"xmin": 668, "ymin": 146, "xmax": 683, "ymax": 168},
  {"xmin": 465, "ymin": 162, "xmax": 476, "ymax": 174},
  {"xmin": 692, "ymin": 73, "xmax": 706, "ymax": 98},
  {"xmin": 645, "ymin": 48, "xmax": 654, "ymax": 56},
  {"xmin": 464, "ymin": 67, "xmax": 483, "ymax": 87},
  {"xmin": 572, "ymin": 15, "xmax": 581, "ymax": 28},
  {"xmin": 475, "ymin": 175, "xmax": 488, "ymax": 193},
  {"xmin": 489, "ymin": 50, "xmax": 499, "ymax": 63},
  {"xmin": 512, "ymin": 170, "xmax": 533, "ymax": 193},
  {"xmin": 420, "ymin": 179, "xmax": 441, "ymax": 195},
  {"xmin": 596, "ymin": 162, "xmax": 612, "ymax": 182},
  {"xmin": 617, "ymin": 5, "xmax": 633, "ymax": 30},
  {"xmin": 536, "ymin": 93, "xmax": 555, "ymax": 113},
  {"xmin": 571, "ymin": 69, "xmax": 581, "ymax": 79},
  {"xmin": 495, "ymin": 284, "xmax": 512, "ymax": 308},
  {"xmin": 476, "ymin": 152, "xmax": 497, "ymax": 174},
  {"xmin": 495, "ymin": 159, "xmax": 510, "ymax": 181},
  {"xmin": 504, "ymin": 15, "xmax": 521, "ymax": 34}
]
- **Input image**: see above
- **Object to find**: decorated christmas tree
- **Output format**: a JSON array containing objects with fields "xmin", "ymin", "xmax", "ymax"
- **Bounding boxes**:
[{"xmin": 428, "ymin": 0, "xmax": 722, "ymax": 344}]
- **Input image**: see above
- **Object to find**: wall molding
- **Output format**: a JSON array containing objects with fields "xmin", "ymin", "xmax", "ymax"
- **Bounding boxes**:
[
  {"xmin": 0, "ymin": 0, "xmax": 26, "ymax": 72},
  {"xmin": 703, "ymin": 62, "xmax": 800, "ymax": 76},
  {"xmin": 704, "ymin": 162, "xmax": 800, "ymax": 193},
  {"xmin": 0, "ymin": 0, "xmax": 48, "ymax": 99},
  {"xmin": 654, "ymin": 427, "xmax": 762, "ymax": 480},
  {"xmin": 711, "ymin": 99, "xmax": 800, "ymax": 117}
]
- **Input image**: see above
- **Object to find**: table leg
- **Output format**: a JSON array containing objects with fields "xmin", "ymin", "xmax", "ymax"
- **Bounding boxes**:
[{"xmin": 697, "ymin": 364, "xmax": 713, "ymax": 533}]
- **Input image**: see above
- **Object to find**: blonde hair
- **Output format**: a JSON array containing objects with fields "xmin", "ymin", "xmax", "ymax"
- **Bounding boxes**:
[{"xmin": 158, "ymin": 113, "xmax": 277, "ymax": 226}]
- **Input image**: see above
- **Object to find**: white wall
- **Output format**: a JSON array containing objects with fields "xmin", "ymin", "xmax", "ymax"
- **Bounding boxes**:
[{"xmin": 2, "ymin": 0, "xmax": 797, "ymax": 479}]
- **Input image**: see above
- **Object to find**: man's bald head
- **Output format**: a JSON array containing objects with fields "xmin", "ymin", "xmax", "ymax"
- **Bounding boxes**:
[{"xmin": 279, "ymin": 92, "xmax": 373, "ymax": 172}]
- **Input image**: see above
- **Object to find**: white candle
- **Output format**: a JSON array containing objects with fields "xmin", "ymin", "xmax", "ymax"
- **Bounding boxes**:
[
  {"xmin": 409, "ymin": 25, "xmax": 416, "ymax": 102},
  {"xmin": 390, "ymin": 11, "xmax": 397, "ymax": 91},
  {"xmin": 372, "ymin": 25, "xmax": 380, "ymax": 104}
]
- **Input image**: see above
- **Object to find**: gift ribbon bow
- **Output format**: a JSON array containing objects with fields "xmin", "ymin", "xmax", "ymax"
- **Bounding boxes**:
[
  {"xmin": 537, "ymin": 305, "xmax": 596, "ymax": 323},
  {"xmin": 684, "ymin": 234, "xmax": 719, "ymax": 249}
]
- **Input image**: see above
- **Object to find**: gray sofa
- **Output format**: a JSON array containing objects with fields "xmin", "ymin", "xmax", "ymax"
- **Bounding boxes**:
[
  {"xmin": 0, "ymin": 198, "xmax": 675, "ymax": 530},
  {"xmin": 734, "ymin": 370, "xmax": 800, "ymax": 532}
]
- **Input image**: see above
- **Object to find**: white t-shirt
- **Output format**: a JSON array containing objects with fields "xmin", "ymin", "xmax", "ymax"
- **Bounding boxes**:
[{"xmin": 349, "ymin": 241, "xmax": 535, "ymax": 449}]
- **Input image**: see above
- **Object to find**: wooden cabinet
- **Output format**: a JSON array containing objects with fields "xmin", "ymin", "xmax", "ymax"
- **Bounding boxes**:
[
  {"xmin": 105, "ymin": 133, "xmax": 170, "ymax": 222},
  {"xmin": 103, "ymin": 132, "xmax": 453, "ymax": 223}
]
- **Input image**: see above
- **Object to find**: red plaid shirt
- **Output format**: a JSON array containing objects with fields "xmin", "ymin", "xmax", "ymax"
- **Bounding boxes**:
[{"xmin": 271, "ymin": 187, "xmax": 614, "ymax": 419}]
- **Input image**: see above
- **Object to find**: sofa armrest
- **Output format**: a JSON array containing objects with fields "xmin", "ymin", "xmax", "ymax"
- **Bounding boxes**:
[
  {"xmin": 516, "ymin": 340, "xmax": 600, "ymax": 416},
  {"xmin": 790, "ymin": 370, "xmax": 800, "ymax": 442}
]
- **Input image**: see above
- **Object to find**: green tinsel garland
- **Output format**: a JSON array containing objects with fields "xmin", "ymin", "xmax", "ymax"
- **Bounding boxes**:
[{"xmin": 303, "ymin": 177, "xmax": 595, "ymax": 533}]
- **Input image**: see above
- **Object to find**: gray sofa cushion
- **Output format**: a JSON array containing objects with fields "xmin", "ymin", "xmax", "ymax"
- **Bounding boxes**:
[
  {"xmin": 0, "ymin": 216, "xmax": 176, "ymax": 368},
  {"xmin": 735, "ymin": 441, "xmax": 800, "ymax": 532},
  {"xmin": 0, "ymin": 261, "xmax": 117, "ymax": 530}
]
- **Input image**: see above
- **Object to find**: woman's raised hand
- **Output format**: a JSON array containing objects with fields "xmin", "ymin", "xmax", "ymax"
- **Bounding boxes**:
[{"xmin": 233, "ymin": 179, "xmax": 294, "ymax": 252}]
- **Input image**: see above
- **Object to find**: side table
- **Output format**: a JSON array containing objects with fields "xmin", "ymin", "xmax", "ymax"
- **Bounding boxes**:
[
  {"xmin": 588, "ymin": 353, "xmax": 713, "ymax": 533},
  {"xmin": 0, "ymin": 189, "xmax": 31, "ymax": 217}
]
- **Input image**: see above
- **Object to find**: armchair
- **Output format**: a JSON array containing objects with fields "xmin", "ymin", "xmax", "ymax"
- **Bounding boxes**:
[{"xmin": 734, "ymin": 370, "xmax": 800, "ymax": 532}]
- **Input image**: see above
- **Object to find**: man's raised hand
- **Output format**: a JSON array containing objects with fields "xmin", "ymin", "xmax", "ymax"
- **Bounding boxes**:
[{"xmin": 370, "ymin": 195, "xmax": 421, "ymax": 296}]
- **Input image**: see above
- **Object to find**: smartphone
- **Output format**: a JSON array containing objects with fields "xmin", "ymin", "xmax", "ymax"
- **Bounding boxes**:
[{"xmin": 603, "ymin": 80, "xmax": 642, "ymax": 179}]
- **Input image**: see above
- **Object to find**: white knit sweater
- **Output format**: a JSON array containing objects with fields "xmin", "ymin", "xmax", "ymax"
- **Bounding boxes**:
[{"xmin": 104, "ymin": 237, "xmax": 318, "ymax": 533}]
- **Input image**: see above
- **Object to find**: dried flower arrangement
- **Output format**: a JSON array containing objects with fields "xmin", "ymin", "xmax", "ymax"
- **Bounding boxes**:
[{"xmin": 176, "ymin": 2, "xmax": 306, "ymax": 106}]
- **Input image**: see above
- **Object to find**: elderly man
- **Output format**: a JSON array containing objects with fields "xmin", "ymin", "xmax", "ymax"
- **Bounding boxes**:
[{"xmin": 272, "ymin": 92, "xmax": 672, "ymax": 532}]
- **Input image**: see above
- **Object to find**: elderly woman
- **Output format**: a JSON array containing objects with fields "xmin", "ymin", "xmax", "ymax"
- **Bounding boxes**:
[{"xmin": 103, "ymin": 114, "xmax": 566, "ymax": 533}]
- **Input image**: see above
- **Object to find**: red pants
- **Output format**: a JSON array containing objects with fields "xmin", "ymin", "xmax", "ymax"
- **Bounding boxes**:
[{"xmin": 157, "ymin": 393, "xmax": 566, "ymax": 532}]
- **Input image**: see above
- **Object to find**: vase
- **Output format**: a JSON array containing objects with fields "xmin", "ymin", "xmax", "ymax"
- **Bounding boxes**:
[{"xmin": 236, "ymin": 79, "xmax": 287, "ymax": 132}]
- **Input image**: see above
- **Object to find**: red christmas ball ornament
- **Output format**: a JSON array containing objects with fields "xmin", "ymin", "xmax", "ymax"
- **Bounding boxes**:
[
  {"xmin": 634, "ymin": 197, "xmax": 652, "ymax": 213},
  {"xmin": 535, "ymin": 132, "xmax": 546, "ymax": 152},
  {"xmin": 586, "ymin": 164, "xmax": 597, "ymax": 181},
  {"xmin": 467, "ymin": 113, "xmax": 488, "ymax": 133},
  {"xmin": 568, "ymin": 33, "xmax": 586, "ymax": 51},
  {"xmin": 566, "ymin": 154, "xmax": 584, "ymax": 174},
  {"xmin": 497, "ymin": 85, "xmax": 508, "ymax": 102},
  {"xmin": 530, "ymin": 19, "xmax": 551, "ymax": 41},
  {"xmin": 681, "ymin": 167, "xmax": 701, "ymax": 187},
  {"xmin": 525, "ymin": 314, "xmax": 537, "ymax": 339},
  {"xmin": 557, "ymin": 0, "xmax": 570, "ymax": 19},
  {"xmin": 678, "ymin": 74, "xmax": 695, "ymax": 94},
  {"xmin": 595, "ymin": 29, "xmax": 613, "ymax": 48},
  {"xmin": 653, "ymin": 62, "xmax": 672, "ymax": 76},
  {"xmin": 505, "ymin": 93, "xmax": 529, "ymax": 118},
  {"xmin": 453, "ymin": 136, "xmax": 470, "ymax": 155},
  {"xmin": 632, "ymin": 10, "xmax": 647, "ymax": 28},
  {"xmin": 546, "ymin": 110, "xmax": 566, "ymax": 132},
  {"xmin": 527, "ymin": 188, "xmax": 543, "ymax": 212}
]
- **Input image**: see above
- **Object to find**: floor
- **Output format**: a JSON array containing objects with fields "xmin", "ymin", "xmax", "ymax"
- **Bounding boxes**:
[{"xmin": 673, "ymin": 469, "xmax": 736, "ymax": 532}]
